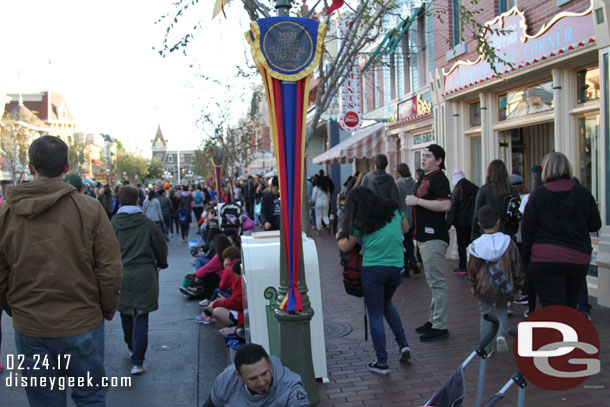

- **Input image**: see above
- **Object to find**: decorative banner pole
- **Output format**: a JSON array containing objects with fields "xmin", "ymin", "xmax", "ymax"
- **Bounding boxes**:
[
  {"xmin": 246, "ymin": 3, "xmax": 326, "ymax": 404},
  {"xmin": 211, "ymin": 154, "xmax": 223, "ymax": 200}
]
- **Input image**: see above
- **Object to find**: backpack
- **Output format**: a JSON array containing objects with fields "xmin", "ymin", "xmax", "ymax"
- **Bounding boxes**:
[
  {"xmin": 343, "ymin": 244, "xmax": 363, "ymax": 297},
  {"xmin": 178, "ymin": 209, "xmax": 188, "ymax": 223},
  {"xmin": 194, "ymin": 190, "xmax": 203, "ymax": 204},
  {"xmin": 504, "ymin": 193, "xmax": 522, "ymax": 235}
]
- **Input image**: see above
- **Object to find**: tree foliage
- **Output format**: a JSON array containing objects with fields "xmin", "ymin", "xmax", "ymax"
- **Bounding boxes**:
[
  {"xmin": 147, "ymin": 158, "xmax": 165, "ymax": 180},
  {"xmin": 68, "ymin": 142, "xmax": 86, "ymax": 175},
  {"xmin": 116, "ymin": 146, "xmax": 149, "ymax": 182},
  {"xmin": 0, "ymin": 113, "xmax": 36, "ymax": 184}
]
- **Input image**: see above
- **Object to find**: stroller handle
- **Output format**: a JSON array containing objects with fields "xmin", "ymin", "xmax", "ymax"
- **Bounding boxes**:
[{"xmin": 476, "ymin": 313, "xmax": 499, "ymax": 356}]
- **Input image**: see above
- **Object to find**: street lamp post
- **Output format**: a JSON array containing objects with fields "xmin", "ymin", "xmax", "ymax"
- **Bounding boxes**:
[{"xmin": 269, "ymin": 0, "xmax": 319, "ymax": 405}]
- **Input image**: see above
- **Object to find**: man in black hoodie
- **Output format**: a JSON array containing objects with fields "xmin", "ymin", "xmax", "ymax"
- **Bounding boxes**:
[{"xmin": 360, "ymin": 154, "xmax": 399, "ymax": 205}]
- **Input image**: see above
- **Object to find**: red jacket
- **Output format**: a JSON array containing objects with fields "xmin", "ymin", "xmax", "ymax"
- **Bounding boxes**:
[
  {"xmin": 218, "ymin": 260, "xmax": 237, "ymax": 291},
  {"xmin": 213, "ymin": 273, "xmax": 244, "ymax": 324}
]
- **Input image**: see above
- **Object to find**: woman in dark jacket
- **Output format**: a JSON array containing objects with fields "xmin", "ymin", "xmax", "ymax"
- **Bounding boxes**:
[
  {"xmin": 472, "ymin": 160, "xmax": 519, "ymax": 240},
  {"xmin": 446, "ymin": 169, "xmax": 479, "ymax": 274},
  {"xmin": 522, "ymin": 152, "xmax": 601, "ymax": 308},
  {"xmin": 112, "ymin": 186, "xmax": 168, "ymax": 375}
]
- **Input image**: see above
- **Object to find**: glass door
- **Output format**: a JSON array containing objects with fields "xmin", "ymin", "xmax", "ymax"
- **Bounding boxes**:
[{"xmin": 579, "ymin": 115, "xmax": 601, "ymax": 204}]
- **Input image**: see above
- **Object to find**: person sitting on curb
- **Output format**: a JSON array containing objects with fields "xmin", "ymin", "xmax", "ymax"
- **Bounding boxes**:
[{"xmin": 202, "ymin": 343, "xmax": 309, "ymax": 407}]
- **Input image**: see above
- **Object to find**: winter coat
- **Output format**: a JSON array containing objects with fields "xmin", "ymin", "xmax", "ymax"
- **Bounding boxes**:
[
  {"xmin": 112, "ymin": 211, "xmax": 168, "ymax": 315},
  {"xmin": 143, "ymin": 198, "xmax": 163, "ymax": 222},
  {"xmin": 213, "ymin": 269, "xmax": 244, "ymax": 324},
  {"xmin": 396, "ymin": 176, "xmax": 416, "ymax": 226},
  {"xmin": 472, "ymin": 184, "xmax": 519, "ymax": 239},
  {"xmin": 195, "ymin": 253, "xmax": 223, "ymax": 278},
  {"xmin": 0, "ymin": 178, "xmax": 123, "ymax": 337},
  {"xmin": 447, "ymin": 178, "xmax": 479, "ymax": 228},
  {"xmin": 522, "ymin": 178, "xmax": 601, "ymax": 261},
  {"xmin": 467, "ymin": 233, "xmax": 524, "ymax": 303},
  {"xmin": 156, "ymin": 195, "xmax": 173, "ymax": 216},
  {"xmin": 361, "ymin": 170, "xmax": 399, "ymax": 204}
]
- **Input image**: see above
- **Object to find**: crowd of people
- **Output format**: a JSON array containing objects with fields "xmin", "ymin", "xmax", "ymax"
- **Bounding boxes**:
[
  {"xmin": 335, "ymin": 146, "xmax": 600, "ymax": 375},
  {"xmin": 0, "ymin": 134, "xmax": 602, "ymax": 405}
]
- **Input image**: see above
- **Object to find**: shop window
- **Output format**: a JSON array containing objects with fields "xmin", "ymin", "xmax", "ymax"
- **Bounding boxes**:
[
  {"xmin": 452, "ymin": 0, "xmax": 463, "ymax": 47},
  {"xmin": 498, "ymin": 81, "xmax": 554, "ymax": 121},
  {"xmin": 401, "ymin": 35, "xmax": 411, "ymax": 96},
  {"xmin": 578, "ymin": 115, "xmax": 600, "ymax": 203},
  {"xmin": 499, "ymin": 0, "xmax": 515, "ymax": 14},
  {"xmin": 469, "ymin": 102, "xmax": 481, "ymax": 127},
  {"xmin": 469, "ymin": 135, "xmax": 482, "ymax": 185},
  {"xmin": 577, "ymin": 67, "xmax": 600, "ymax": 104}
]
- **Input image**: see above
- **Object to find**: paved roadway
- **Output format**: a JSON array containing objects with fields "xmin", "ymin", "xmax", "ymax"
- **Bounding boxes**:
[{"xmin": 1, "ymin": 227, "xmax": 227, "ymax": 406}]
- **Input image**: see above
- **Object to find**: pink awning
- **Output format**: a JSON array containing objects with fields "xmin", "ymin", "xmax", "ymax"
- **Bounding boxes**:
[{"xmin": 312, "ymin": 123, "xmax": 385, "ymax": 165}]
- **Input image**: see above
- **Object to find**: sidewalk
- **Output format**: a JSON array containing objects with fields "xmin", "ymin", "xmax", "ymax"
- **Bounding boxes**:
[
  {"xmin": 312, "ymin": 233, "xmax": 610, "ymax": 407},
  {"xmin": 0, "ymin": 229, "xmax": 227, "ymax": 406}
]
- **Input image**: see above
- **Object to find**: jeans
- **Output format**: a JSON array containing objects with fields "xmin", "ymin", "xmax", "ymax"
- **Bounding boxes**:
[
  {"xmin": 180, "ymin": 221, "xmax": 190, "ymax": 240},
  {"xmin": 479, "ymin": 301, "xmax": 507, "ymax": 353},
  {"xmin": 163, "ymin": 214, "xmax": 172, "ymax": 235},
  {"xmin": 578, "ymin": 281, "xmax": 592, "ymax": 314},
  {"xmin": 120, "ymin": 313, "xmax": 149, "ymax": 366},
  {"xmin": 14, "ymin": 323, "xmax": 107, "ymax": 407},
  {"xmin": 418, "ymin": 240, "xmax": 449, "ymax": 329},
  {"xmin": 314, "ymin": 202, "xmax": 330, "ymax": 230},
  {"xmin": 210, "ymin": 288, "xmax": 231, "ymax": 302},
  {"xmin": 361, "ymin": 265, "xmax": 408, "ymax": 365},
  {"xmin": 455, "ymin": 225, "xmax": 472, "ymax": 269},
  {"xmin": 529, "ymin": 262, "xmax": 589, "ymax": 308},
  {"xmin": 194, "ymin": 256, "xmax": 211, "ymax": 269}
]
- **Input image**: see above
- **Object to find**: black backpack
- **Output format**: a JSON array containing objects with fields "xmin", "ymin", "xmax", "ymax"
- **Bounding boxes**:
[{"xmin": 504, "ymin": 193, "xmax": 522, "ymax": 235}]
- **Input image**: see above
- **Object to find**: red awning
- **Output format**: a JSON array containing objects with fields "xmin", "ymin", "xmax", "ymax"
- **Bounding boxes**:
[{"xmin": 312, "ymin": 123, "xmax": 385, "ymax": 165}]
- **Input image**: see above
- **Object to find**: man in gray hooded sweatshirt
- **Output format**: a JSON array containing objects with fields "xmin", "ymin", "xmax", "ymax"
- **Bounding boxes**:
[
  {"xmin": 360, "ymin": 154, "xmax": 399, "ymax": 205},
  {"xmin": 203, "ymin": 343, "xmax": 309, "ymax": 407}
]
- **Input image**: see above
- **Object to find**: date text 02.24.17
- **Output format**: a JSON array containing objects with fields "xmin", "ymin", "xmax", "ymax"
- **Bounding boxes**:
[{"xmin": 5, "ymin": 354, "xmax": 71, "ymax": 371}]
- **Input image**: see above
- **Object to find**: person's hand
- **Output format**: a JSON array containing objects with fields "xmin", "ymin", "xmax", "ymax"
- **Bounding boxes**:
[
  {"xmin": 217, "ymin": 294, "xmax": 226, "ymax": 300},
  {"xmin": 405, "ymin": 195, "xmax": 419, "ymax": 207},
  {"xmin": 264, "ymin": 222, "xmax": 272, "ymax": 230}
]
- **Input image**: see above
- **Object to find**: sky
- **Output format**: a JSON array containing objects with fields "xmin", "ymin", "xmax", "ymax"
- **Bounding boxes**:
[{"xmin": 0, "ymin": 0, "xmax": 255, "ymax": 156}]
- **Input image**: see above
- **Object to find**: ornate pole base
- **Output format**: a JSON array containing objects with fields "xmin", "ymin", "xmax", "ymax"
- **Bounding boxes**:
[{"xmin": 275, "ymin": 307, "xmax": 320, "ymax": 406}]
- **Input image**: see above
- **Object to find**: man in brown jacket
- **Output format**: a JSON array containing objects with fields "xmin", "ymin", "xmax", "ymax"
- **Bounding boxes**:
[{"xmin": 0, "ymin": 135, "xmax": 122, "ymax": 406}]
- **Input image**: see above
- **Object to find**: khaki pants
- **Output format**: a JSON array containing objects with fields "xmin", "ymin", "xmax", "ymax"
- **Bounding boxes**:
[{"xmin": 418, "ymin": 239, "xmax": 449, "ymax": 330}]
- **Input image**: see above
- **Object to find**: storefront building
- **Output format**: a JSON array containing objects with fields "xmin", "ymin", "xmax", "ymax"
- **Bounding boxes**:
[{"xmin": 433, "ymin": 0, "xmax": 610, "ymax": 305}]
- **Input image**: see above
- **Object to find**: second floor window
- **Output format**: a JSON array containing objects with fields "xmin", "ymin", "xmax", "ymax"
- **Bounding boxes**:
[{"xmin": 452, "ymin": 0, "xmax": 463, "ymax": 46}]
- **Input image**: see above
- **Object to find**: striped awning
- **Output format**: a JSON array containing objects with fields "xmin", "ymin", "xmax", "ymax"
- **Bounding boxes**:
[{"xmin": 312, "ymin": 122, "xmax": 385, "ymax": 165}]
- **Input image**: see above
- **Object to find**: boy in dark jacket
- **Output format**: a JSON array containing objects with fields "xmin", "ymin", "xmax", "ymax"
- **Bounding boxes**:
[
  {"xmin": 467, "ymin": 205, "xmax": 523, "ymax": 355},
  {"xmin": 112, "ymin": 186, "xmax": 168, "ymax": 376}
]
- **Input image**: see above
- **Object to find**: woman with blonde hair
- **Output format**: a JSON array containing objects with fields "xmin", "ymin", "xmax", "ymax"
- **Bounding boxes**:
[{"xmin": 522, "ymin": 152, "xmax": 601, "ymax": 307}]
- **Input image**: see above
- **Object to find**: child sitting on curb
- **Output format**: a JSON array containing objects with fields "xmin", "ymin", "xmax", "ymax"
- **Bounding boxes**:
[
  {"xmin": 467, "ymin": 205, "xmax": 524, "ymax": 355},
  {"xmin": 204, "ymin": 259, "xmax": 244, "ymax": 330}
]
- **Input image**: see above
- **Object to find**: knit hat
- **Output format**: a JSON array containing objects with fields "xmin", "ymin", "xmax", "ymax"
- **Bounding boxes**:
[
  {"xmin": 63, "ymin": 174, "xmax": 83, "ymax": 191},
  {"xmin": 452, "ymin": 169, "xmax": 465, "ymax": 186},
  {"xmin": 509, "ymin": 174, "xmax": 524, "ymax": 185}
]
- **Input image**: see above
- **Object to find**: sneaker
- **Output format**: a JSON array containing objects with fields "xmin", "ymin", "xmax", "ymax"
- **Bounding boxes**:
[
  {"xmin": 399, "ymin": 346, "xmax": 411, "ymax": 363},
  {"xmin": 484, "ymin": 347, "xmax": 495, "ymax": 358},
  {"xmin": 580, "ymin": 310, "xmax": 592, "ymax": 321},
  {"xmin": 453, "ymin": 268, "xmax": 467, "ymax": 275},
  {"xmin": 179, "ymin": 287, "xmax": 195, "ymax": 297},
  {"xmin": 507, "ymin": 305, "xmax": 514, "ymax": 317},
  {"xmin": 415, "ymin": 321, "xmax": 433, "ymax": 333},
  {"xmin": 199, "ymin": 299, "xmax": 209, "ymax": 307},
  {"xmin": 366, "ymin": 361, "xmax": 390, "ymax": 375},
  {"xmin": 524, "ymin": 309, "xmax": 532, "ymax": 318},
  {"xmin": 496, "ymin": 336, "xmax": 508, "ymax": 353},
  {"xmin": 411, "ymin": 265, "xmax": 421, "ymax": 275},
  {"xmin": 197, "ymin": 316, "xmax": 214, "ymax": 325},
  {"xmin": 514, "ymin": 295, "xmax": 528, "ymax": 305},
  {"xmin": 195, "ymin": 312, "xmax": 206, "ymax": 322},
  {"xmin": 131, "ymin": 365, "xmax": 147, "ymax": 375},
  {"xmin": 420, "ymin": 328, "xmax": 449, "ymax": 342}
]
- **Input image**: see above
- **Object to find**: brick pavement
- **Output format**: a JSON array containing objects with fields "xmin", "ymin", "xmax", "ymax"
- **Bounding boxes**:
[{"xmin": 312, "ymin": 233, "xmax": 610, "ymax": 407}]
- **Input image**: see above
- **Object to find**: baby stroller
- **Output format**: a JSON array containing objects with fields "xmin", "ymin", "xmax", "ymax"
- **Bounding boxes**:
[
  {"xmin": 424, "ymin": 314, "xmax": 527, "ymax": 407},
  {"xmin": 220, "ymin": 202, "xmax": 243, "ymax": 234}
]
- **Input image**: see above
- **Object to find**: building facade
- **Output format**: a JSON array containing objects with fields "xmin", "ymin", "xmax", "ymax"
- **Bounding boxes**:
[{"xmin": 151, "ymin": 126, "xmax": 196, "ymax": 183}]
